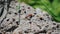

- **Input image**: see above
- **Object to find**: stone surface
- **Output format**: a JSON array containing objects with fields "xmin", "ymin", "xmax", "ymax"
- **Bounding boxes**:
[{"xmin": 0, "ymin": 0, "xmax": 60, "ymax": 34}]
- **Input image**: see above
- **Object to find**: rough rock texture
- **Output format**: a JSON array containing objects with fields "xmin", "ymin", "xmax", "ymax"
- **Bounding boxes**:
[{"xmin": 0, "ymin": 0, "xmax": 60, "ymax": 34}]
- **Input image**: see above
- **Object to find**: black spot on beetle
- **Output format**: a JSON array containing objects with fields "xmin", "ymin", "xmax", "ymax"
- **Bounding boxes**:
[
  {"xmin": 5, "ymin": 26, "xmax": 17, "ymax": 32},
  {"xmin": 24, "ymin": 31, "xmax": 29, "ymax": 33},
  {"xmin": 0, "ymin": 33, "xmax": 2, "ymax": 34},
  {"xmin": 34, "ymin": 13, "xmax": 37, "ymax": 15},
  {"xmin": 14, "ymin": 13, "xmax": 17, "ymax": 15},
  {"xmin": 0, "ymin": 27, "xmax": 3, "ymax": 29},
  {"xmin": 39, "ymin": 17, "xmax": 44, "ymax": 20},
  {"xmin": 22, "ymin": 9, "xmax": 25, "ymax": 10},
  {"xmin": 0, "ymin": 7, "xmax": 4, "ymax": 17},
  {"xmin": 0, "ymin": 0, "xmax": 5, "ymax": 4},
  {"xmin": 45, "ymin": 25, "xmax": 49, "ymax": 28},
  {"xmin": 19, "ymin": 32, "xmax": 22, "ymax": 34},
  {"xmin": 24, "ymin": 11, "xmax": 26, "ymax": 13},
  {"xmin": 29, "ymin": 22, "xmax": 32, "ymax": 24},
  {"xmin": 48, "ymin": 32, "xmax": 51, "ymax": 34},
  {"xmin": 28, "ymin": 18, "xmax": 31, "ymax": 20},
  {"xmin": 28, "ymin": 7, "xmax": 30, "ymax": 9},
  {"xmin": 16, "ymin": 21, "xmax": 19, "ymax": 25},
  {"xmin": 34, "ymin": 30, "xmax": 47, "ymax": 34},
  {"xmin": 53, "ymin": 23, "xmax": 56, "ymax": 25},
  {"xmin": 12, "ymin": 18, "xmax": 15, "ymax": 22},
  {"xmin": 52, "ymin": 27, "xmax": 56, "ymax": 30},
  {"xmin": 8, "ymin": 12, "xmax": 11, "ymax": 14},
  {"xmin": 46, "ymin": 14, "xmax": 49, "ymax": 16},
  {"xmin": 56, "ymin": 25, "xmax": 59, "ymax": 28},
  {"xmin": 44, "ymin": 20, "xmax": 46, "ymax": 22},
  {"xmin": 22, "ymin": 6, "xmax": 24, "ymax": 7},
  {"xmin": 30, "ymin": 15, "xmax": 33, "ymax": 18},
  {"xmin": 10, "ymin": 22, "xmax": 12, "ymax": 24},
  {"xmin": 6, "ymin": 19, "xmax": 9, "ymax": 21},
  {"xmin": 37, "ymin": 25, "xmax": 41, "ymax": 29},
  {"xmin": 18, "ymin": 10, "xmax": 21, "ymax": 13}
]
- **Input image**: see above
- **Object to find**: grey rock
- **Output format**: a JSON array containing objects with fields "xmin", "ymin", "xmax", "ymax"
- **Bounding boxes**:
[{"xmin": 0, "ymin": 0, "xmax": 60, "ymax": 34}]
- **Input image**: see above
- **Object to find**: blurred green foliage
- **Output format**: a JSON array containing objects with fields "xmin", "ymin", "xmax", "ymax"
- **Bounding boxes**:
[{"xmin": 18, "ymin": 0, "xmax": 60, "ymax": 22}]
